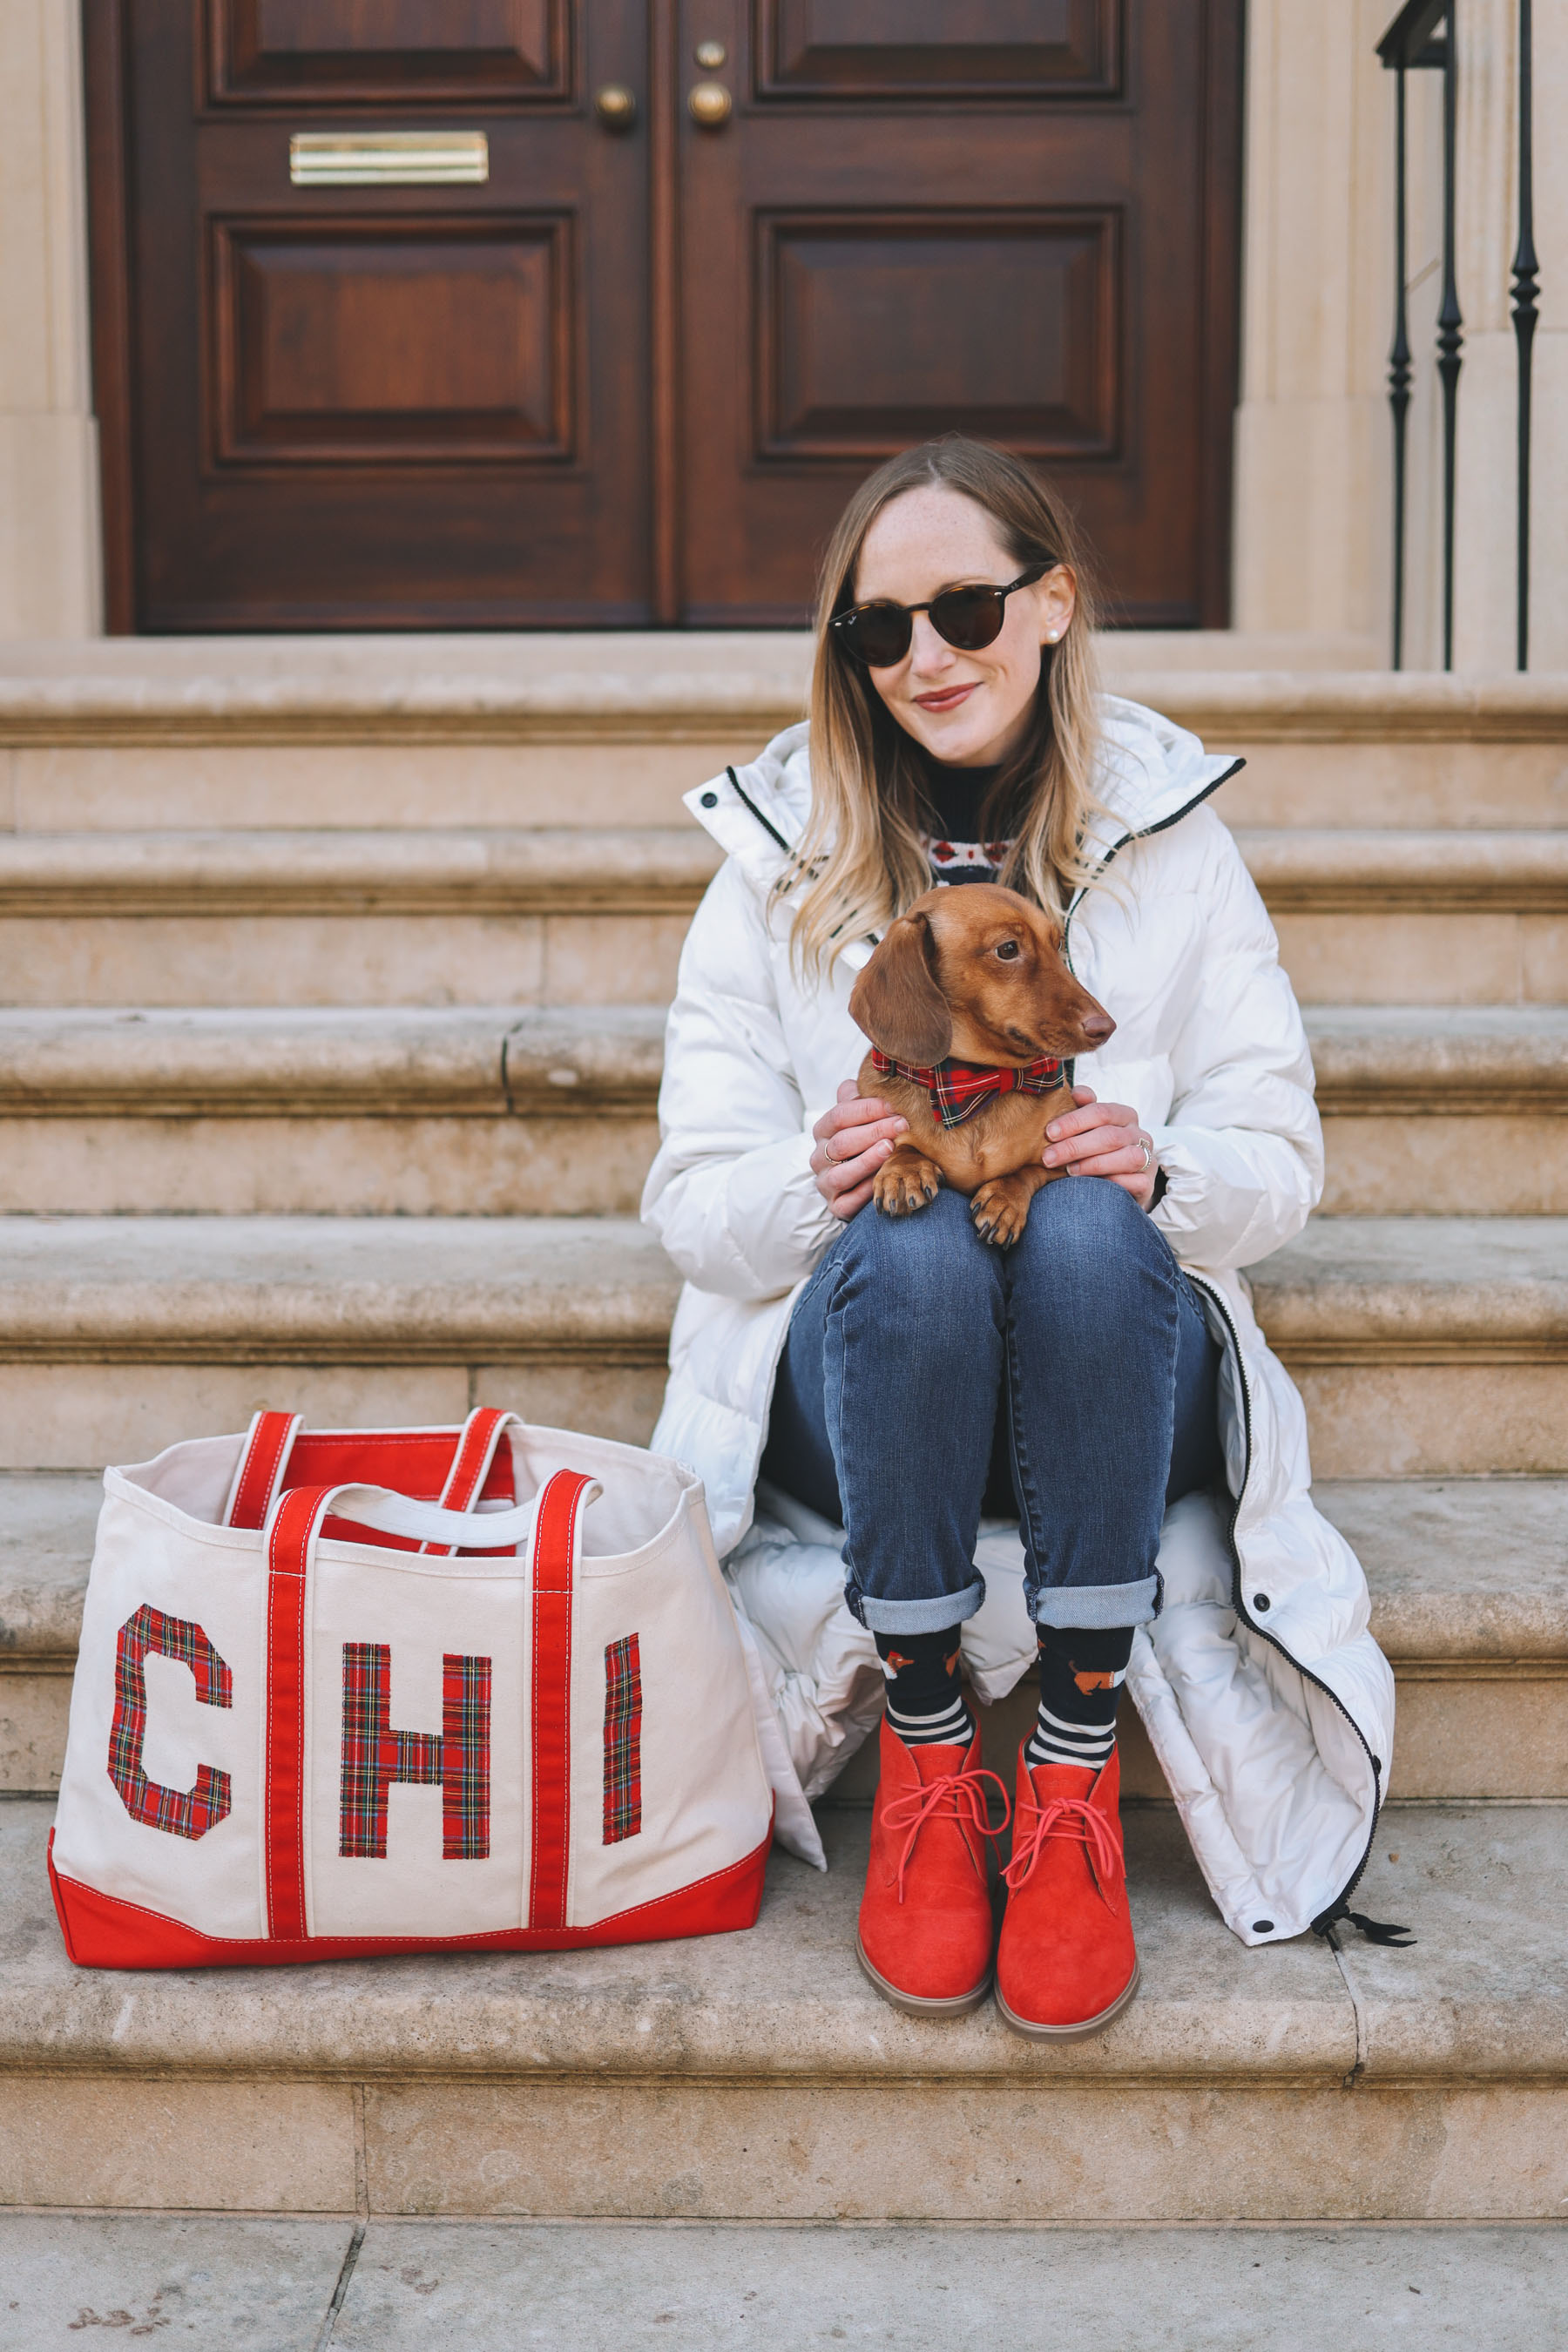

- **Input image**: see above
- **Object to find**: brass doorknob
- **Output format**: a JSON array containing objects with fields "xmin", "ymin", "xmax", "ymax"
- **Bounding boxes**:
[
  {"xmin": 687, "ymin": 80, "xmax": 733, "ymax": 128},
  {"xmin": 594, "ymin": 84, "xmax": 638, "ymax": 132}
]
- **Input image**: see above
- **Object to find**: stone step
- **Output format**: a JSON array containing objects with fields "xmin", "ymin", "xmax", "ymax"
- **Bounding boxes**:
[
  {"xmin": 1313, "ymin": 1477, "xmax": 1568, "ymax": 1799},
  {"xmin": 0, "ymin": 1214, "xmax": 677, "ymax": 1471},
  {"xmin": 0, "ymin": 1213, "xmax": 1558, "ymax": 1475},
  {"xmin": 834, "ymin": 1474, "xmax": 1568, "ymax": 1810},
  {"xmin": 4, "ymin": 1470, "xmax": 1561, "ymax": 1801},
  {"xmin": 0, "ymin": 1003, "xmax": 1563, "ymax": 1217},
  {"xmin": 0, "ymin": 829, "xmax": 713, "ymax": 1012},
  {"xmin": 0, "ymin": 825, "xmax": 1565, "ymax": 1007},
  {"xmin": 3, "ymin": 2213, "xmax": 1565, "ymax": 2345},
  {"xmin": 2, "ymin": 1794, "xmax": 1563, "ymax": 2220},
  {"xmin": 1250, "ymin": 1215, "xmax": 1568, "ymax": 1478},
  {"xmin": 3, "ymin": 642, "xmax": 1563, "ymax": 831},
  {"xmin": 1308, "ymin": 1005, "xmax": 1568, "ymax": 1213},
  {"xmin": 0, "ymin": 1006, "xmax": 664, "ymax": 1216},
  {"xmin": 1237, "ymin": 828, "xmax": 1568, "ymax": 1007}
]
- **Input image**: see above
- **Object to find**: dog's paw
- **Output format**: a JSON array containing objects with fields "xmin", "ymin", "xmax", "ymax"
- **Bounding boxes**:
[
  {"xmin": 874, "ymin": 1155, "xmax": 943, "ymax": 1217},
  {"xmin": 970, "ymin": 1179, "xmax": 1030, "ymax": 1248}
]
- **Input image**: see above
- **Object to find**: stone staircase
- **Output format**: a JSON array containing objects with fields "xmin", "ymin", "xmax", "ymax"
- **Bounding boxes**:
[{"xmin": 0, "ymin": 641, "xmax": 1565, "ymax": 2224}]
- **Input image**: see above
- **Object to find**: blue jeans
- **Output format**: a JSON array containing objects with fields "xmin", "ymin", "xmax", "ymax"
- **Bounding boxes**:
[{"xmin": 760, "ymin": 1178, "xmax": 1224, "ymax": 1636}]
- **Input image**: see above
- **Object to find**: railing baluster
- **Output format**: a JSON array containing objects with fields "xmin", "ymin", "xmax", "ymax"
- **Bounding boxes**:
[
  {"xmin": 1435, "ymin": 7, "xmax": 1463, "ymax": 673},
  {"xmin": 1511, "ymin": 0, "xmax": 1538, "ymax": 672},
  {"xmin": 1380, "ymin": 0, "xmax": 1542, "ymax": 675},
  {"xmin": 1389, "ymin": 63, "xmax": 1413, "ymax": 671},
  {"xmin": 1379, "ymin": 0, "xmax": 1453, "ymax": 671}
]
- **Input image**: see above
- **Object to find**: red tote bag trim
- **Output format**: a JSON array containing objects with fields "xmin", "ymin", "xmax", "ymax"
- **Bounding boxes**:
[
  {"xmin": 262, "ymin": 1484, "xmax": 330, "ymax": 1942},
  {"xmin": 528, "ymin": 1469, "xmax": 593, "ymax": 1933},
  {"xmin": 423, "ymin": 1406, "xmax": 512, "ymax": 1558},
  {"xmin": 48, "ymin": 1818, "xmax": 772, "ymax": 1970},
  {"xmin": 226, "ymin": 1411, "xmax": 301, "ymax": 1531}
]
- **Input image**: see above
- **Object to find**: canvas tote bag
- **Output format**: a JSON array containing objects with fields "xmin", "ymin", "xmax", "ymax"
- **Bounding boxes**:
[{"xmin": 50, "ymin": 1409, "xmax": 774, "ymax": 1968}]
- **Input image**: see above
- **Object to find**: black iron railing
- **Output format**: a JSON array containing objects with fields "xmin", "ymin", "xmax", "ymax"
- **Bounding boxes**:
[
  {"xmin": 1378, "ymin": 0, "xmax": 1538, "ymax": 670},
  {"xmin": 1510, "ymin": 0, "xmax": 1538, "ymax": 672}
]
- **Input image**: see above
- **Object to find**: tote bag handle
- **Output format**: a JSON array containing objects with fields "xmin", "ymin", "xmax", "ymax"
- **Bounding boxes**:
[
  {"xmin": 261, "ymin": 1467, "xmax": 598, "ymax": 1941},
  {"xmin": 265, "ymin": 1475, "xmax": 599, "ymax": 1559},
  {"xmin": 226, "ymin": 1405, "xmax": 523, "ymax": 1538}
]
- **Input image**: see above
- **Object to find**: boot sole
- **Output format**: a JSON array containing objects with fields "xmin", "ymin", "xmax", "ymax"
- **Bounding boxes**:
[
  {"xmin": 855, "ymin": 1934, "xmax": 993, "ymax": 2019},
  {"xmin": 994, "ymin": 1959, "xmax": 1140, "ymax": 2042}
]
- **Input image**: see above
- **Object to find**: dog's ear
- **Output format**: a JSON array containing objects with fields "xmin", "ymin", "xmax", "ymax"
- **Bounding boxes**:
[{"xmin": 848, "ymin": 909, "xmax": 952, "ymax": 1064}]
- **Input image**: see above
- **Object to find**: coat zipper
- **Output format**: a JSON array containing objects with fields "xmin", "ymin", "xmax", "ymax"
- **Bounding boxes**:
[
  {"xmin": 1060, "ymin": 756, "xmax": 1247, "ymax": 953},
  {"xmin": 1062, "ymin": 759, "xmax": 1388, "ymax": 1940},
  {"xmin": 1183, "ymin": 1269, "xmax": 1385, "ymax": 1937}
]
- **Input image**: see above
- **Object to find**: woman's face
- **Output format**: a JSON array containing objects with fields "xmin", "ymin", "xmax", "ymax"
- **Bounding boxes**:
[{"xmin": 850, "ymin": 485, "xmax": 1076, "ymax": 769}]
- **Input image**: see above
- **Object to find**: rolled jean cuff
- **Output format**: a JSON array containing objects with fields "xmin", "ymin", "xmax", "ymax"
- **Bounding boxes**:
[
  {"xmin": 1031, "ymin": 1574, "xmax": 1160, "ymax": 1632},
  {"xmin": 850, "ymin": 1578, "xmax": 986, "ymax": 1636}
]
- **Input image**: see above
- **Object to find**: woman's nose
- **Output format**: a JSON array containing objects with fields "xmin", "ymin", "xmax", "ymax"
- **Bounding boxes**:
[
  {"xmin": 1080, "ymin": 1010, "xmax": 1116, "ymax": 1045},
  {"xmin": 907, "ymin": 612, "xmax": 953, "ymax": 671}
]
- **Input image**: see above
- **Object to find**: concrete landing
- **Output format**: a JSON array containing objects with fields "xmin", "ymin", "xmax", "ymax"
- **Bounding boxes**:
[{"xmin": 3, "ymin": 2214, "xmax": 1567, "ymax": 2351}]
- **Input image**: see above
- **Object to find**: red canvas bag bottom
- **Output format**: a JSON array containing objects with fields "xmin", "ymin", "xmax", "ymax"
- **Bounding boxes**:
[{"xmin": 48, "ymin": 1821, "xmax": 772, "ymax": 1970}]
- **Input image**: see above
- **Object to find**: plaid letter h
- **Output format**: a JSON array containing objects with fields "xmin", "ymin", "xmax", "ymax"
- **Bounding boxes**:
[{"xmin": 339, "ymin": 1643, "xmax": 491, "ymax": 1860}]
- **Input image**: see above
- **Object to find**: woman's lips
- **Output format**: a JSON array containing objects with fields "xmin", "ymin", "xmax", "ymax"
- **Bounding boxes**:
[{"xmin": 913, "ymin": 683, "xmax": 979, "ymax": 713}]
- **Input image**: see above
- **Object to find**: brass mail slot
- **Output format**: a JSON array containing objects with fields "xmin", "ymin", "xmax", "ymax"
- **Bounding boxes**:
[{"xmin": 289, "ymin": 132, "xmax": 490, "ymax": 187}]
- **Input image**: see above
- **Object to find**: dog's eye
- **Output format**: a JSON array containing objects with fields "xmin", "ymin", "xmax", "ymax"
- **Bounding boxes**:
[{"xmin": 996, "ymin": 939, "xmax": 1021, "ymax": 961}]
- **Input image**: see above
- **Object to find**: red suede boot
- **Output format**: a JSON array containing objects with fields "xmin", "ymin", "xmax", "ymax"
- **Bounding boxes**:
[
  {"xmin": 994, "ymin": 1742, "xmax": 1139, "ymax": 2039},
  {"xmin": 855, "ymin": 1717, "xmax": 1008, "ymax": 2017}
]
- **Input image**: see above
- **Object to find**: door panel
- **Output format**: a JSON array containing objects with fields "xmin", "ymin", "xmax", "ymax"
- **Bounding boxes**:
[
  {"xmin": 207, "ymin": 1, "xmax": 570, "ymax": 103},
  {"xmin": 681, "ymin": 0, "xmax": 1239, "ymax": 627},
  {"xmin": 115, "ymin": 0, "xmax": 646, "ymax": 628},
  {"xmin": 756, "ymin": 0, "xmax": 1119, "ymax": 98},
  {"xmin": 210, "ymin": 217, "xmax": 573, "ymax": 463},
  {"xmin": 756, "ymin": 211, "xmax": 1117, "ymax": 459}
]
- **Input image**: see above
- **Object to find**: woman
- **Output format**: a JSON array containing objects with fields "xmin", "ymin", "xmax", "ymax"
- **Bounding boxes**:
[{"xmin": 644, "ymin": 436, "xmax": 1394, "ymax": 2038}]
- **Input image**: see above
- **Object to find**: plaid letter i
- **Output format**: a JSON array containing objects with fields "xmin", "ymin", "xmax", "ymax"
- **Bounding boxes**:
[{"xmin": 602, "ymin": 1634, "xmax": 643, "ymax": 1845}]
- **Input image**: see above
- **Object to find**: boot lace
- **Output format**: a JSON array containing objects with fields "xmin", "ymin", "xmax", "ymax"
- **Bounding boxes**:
[
  {"xmin": 881, "ymin": 1767, "xmax": 1011, "ymax": 1903},
  {"xmin": 1003, "ymin": 1788, "xmax": 1123, "ymax": 1900}
]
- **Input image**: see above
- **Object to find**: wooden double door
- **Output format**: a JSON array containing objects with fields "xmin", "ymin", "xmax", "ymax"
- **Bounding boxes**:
[{"xmin": 87, "ymin": 3, "xmax": 1242, "ymax": 632}]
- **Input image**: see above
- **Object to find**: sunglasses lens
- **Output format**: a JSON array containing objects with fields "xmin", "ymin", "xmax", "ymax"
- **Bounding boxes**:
[
  {"xmin": 843, "ymin": 605, "xmax": 914, "ymax": 667},
  {"xmin": 929, "ymin": 585, "xmax": 1006, "ymax": 652}
]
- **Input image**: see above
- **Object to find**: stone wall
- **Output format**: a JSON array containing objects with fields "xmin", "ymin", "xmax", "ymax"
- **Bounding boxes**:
[
  {"xmin": 0, "ymin": 0, "xmax": 100, "ymax": 637},
  {"xmin": 1235, "ymin": 0, "xmax": 1568, "ymax": 670},
  {"xmin": 0, "ymin": 2, "xmax": 1558, "ymax": 657}
]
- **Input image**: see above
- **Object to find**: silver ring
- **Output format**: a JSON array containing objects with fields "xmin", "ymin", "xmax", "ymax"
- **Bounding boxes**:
[
  {"xmin": 1136, "ymin": 1138, "xmax": 1152, "ymax": 1173},
  {"xmin": 823, "ymin": 1136, "xmax": 838, "ymax": 1166}
]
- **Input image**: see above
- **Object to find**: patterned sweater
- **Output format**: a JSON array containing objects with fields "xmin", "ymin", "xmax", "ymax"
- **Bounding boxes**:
[{"xmin": 916, "ymin": 753, "xmax": 1012, "ymax": 887}]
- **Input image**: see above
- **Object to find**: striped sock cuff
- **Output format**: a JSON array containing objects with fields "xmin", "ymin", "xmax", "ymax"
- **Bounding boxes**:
[
  {"xmin": 1024, "ymin": 1698, "xmax": 1118, "ymax": 1774},
  {"xmin": 887, "ymin": 1689, "xmax": 976, "ymax": 1749}
]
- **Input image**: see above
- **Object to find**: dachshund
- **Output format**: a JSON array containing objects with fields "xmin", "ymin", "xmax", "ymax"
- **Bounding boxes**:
[{"xmin": 847, "ymin": 883, "xmax": 1114, "ymax": 1247}]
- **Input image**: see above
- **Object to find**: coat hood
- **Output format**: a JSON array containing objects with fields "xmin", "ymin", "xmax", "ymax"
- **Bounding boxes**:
[{"xmin": 682, "ymin": 696, "xmax": 1245, "ymax": 954}]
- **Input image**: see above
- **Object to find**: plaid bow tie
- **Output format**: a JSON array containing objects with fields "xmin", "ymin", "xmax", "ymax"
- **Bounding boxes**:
[{"xmin": 869, "ymin": 1048, "xmax": 1064, "ymax": 1130}]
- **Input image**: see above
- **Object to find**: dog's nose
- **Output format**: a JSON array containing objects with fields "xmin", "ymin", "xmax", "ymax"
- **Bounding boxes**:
[{"xmin": 1080, "ymin": 1010, "xmax": 1116, "ymax": 1045}]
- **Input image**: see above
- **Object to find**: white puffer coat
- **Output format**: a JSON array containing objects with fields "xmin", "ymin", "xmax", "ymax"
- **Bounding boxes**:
[{"xmin": 642, "ymin": 700, "xmax": 1396, "ymax": 1947}]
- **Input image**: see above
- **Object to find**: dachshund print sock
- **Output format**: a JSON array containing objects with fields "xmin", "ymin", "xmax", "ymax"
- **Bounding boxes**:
[
  {"xmin": 876, "ymin": 1629, "xmax": 975, "ymax": 1749},
  {"xmin": 1025, "ymin": 1625, "xmax": 1136, "ymax": 1774}
]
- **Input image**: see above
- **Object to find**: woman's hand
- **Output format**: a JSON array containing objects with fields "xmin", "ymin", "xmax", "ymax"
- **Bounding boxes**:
[
  {"xmin": 810, "ymin": 1083, "xmax": 909, "ymax": 1220},
  {"xmin": 1044, "ymin": 1085, "xmax": 1159, "ymax": 1211}
]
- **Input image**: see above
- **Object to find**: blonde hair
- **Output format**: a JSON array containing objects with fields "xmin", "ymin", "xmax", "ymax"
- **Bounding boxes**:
[{"xmin": 787, "ymin": 436, "xmax": 1105, "ymax": 977}]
